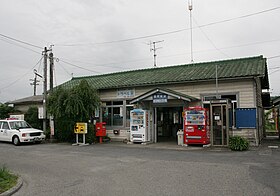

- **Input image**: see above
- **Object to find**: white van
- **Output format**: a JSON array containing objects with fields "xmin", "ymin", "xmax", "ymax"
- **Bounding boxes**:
[{"xmin": 0, "ymin": 119, "xmax": 45, "ymax": 145}]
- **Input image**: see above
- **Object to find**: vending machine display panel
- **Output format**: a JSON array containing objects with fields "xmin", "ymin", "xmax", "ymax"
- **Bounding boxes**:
[{"xmin": 184, "ymin": 107, "xmax": 210, "ymax": 145}]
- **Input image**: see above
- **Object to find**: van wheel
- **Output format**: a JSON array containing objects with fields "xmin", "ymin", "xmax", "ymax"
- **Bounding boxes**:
[{"xmin": 12, "ymin": 136, "xmax": 20, "ymax": 146}]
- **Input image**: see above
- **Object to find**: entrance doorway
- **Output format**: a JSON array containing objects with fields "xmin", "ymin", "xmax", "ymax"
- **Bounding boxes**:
[
  {"xmin": 155, "ymin": 107, "xmax": 183, "ymax": 143},
  {"xmin": 210, "ymin": 104, "xmax": 229, "ymax": 146}
]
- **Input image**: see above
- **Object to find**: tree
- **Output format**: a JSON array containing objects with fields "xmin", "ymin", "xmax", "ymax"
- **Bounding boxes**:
[
  {"xmin": 47, "ymin": 80, "xmax": 100, "ymax": 142},
  {"xmin": 0, "ymin": 104, "xmax": 15, "ymax": 119},
  {"xmin": 25, "ymin": 106, "xmax": 43, "ymax": 130}
]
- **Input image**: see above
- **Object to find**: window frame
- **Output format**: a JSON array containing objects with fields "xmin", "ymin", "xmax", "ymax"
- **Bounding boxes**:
[{"xmin": 101, "ymin": 100, "xmax": 135, "ymax": 129}]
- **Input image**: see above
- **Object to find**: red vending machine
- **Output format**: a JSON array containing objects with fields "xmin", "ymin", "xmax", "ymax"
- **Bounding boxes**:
[{"xmin": 184, "ymin": 106, "xmax": 210, "ymax": 145}]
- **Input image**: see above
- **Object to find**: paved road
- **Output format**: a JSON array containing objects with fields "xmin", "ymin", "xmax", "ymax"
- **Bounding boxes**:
[{"xmin": 0, "ymin": 141, "xmax": 280, "ymax": 196}]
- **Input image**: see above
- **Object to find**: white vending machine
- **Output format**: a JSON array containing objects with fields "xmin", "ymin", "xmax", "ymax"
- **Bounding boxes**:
[{"xmin": 130, "ymin": 109, "xmax": 151, "ymax": 143}]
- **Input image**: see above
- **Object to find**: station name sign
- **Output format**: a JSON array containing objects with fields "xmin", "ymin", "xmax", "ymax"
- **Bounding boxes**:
[
  {"xmin": 117, "ymin": 88, "xmax": 135, "ymax": 98},
  {"xmin": 153, "ymin": 93, "xmax": 168, "ymax": 103}
]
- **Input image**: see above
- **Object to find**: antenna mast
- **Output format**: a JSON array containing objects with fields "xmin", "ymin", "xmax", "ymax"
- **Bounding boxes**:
[
  {"xmin": 188, "ymin": 0, "xmax": 194, "ymax": 63},
  {"xmin": 149, "ymin": 40, "xmax": 164, "ymax": 67}
]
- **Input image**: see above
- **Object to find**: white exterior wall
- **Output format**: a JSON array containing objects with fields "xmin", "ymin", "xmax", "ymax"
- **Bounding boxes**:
[
  {"xmin": 99, "ymin": 79, "xmax": 255, "ymax": 107},
  {"xmin": 99, "ymin": 78, "xmax": 260, "ymax": 145}
]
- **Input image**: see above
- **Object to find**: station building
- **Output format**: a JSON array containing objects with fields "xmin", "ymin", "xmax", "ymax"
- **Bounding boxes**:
[{"xmin": 60, "ymin": 55, "xmax": 270, "ymax": 146}]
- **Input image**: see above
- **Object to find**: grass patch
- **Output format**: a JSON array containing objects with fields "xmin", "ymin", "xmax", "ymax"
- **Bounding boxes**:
[{"xmin": 0, "ymin": 166, "xmax": 18, "ymax": 194}]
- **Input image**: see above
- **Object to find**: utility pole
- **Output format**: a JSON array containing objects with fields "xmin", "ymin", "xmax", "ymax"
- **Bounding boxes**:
[
  {"xmin": 48, "ymin": 46, "xmax": 55, "ymax": 140},
  {"xmin": 30, "ymin": 71, "xmax": 39, "ymax": 96},
  {"xmin": 30, "ymin": 69, "xmax": 42, "ymax": 96},
  {"xmin": 49, "ymin": 51, "xmax": 54, "ymax": 91},
  {"xmin": 43, "ymin": 47, "xmax": 49, "ymax": 134},
  {"xmin": 188, "ymin": 0, "xmax": 194, "ymax": 63},
  {"xmin": 149, "ymin": 40, "xmax": 164, "ymax": 67}
]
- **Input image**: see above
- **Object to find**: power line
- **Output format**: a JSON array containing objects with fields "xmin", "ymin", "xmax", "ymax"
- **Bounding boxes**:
[
  {"xmin": 59, "ymin": 59, "xmax": 102, "ymax": 74},
  {"xmin": 193, "ymin": 18, "xmax": 229, "ymax": 58},
  {"xmin": 55, "ymin": 47, "xmax": 280, "ymax": 76},
  {"xmin": 59, "ymin": 57, "xmax": 128, "ymax": 70},
  {"xmin": 0, "ymin": 37, "xmax": 41, "ymax": 54},
  {"xmin": 269, "ymin": 66, "xmax": 280, "ymax": 70},
  {"xmin": 0, "ymin": 56, "xmax": 44, "ymax": 91},
  {"xmin": 56, "ymin": 6, "xmax": 280, "ymax": 47},
  {"xmin": 56, "ymin": 61, "xmax": 73, "ymax": 77},
  {"xmin": 269, "ymin": 68, "xmax": 280, "ymax": 75},
  {"xmin": 197, "ymin": 6, "xmax": 280, "ymax": 29},
  {"xmin": 0, "ymin": 33, "xmax": 42, "ymax": 49},
  {"xmin": 268, "ymin": 55, "xmax": 280, "ymax": 59}
]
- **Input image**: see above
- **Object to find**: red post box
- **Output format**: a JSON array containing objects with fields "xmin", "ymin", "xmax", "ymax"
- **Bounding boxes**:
[{"xmin": 95, "ymin": 122, "xmax": 106, "ymax": 143}]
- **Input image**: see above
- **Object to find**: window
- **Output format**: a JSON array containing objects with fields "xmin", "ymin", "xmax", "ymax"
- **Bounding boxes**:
[
  {"xmin": 113, "ymin": 107, "xmax": 123, "ymax": 126},
  {"xmin": 202, "ymin": 93, "xmax": 238, "ymax": 128},
  {"xmin": 126, "ymin": 104, "xmax": 134, "ymax": 127},
  {"xmin": 9, "ymin": 121, "xmax": 31, "ymax": 129},
  {"xmin": 102, "ymin": 101, "xmax": 124, "ymax": 127},
  {"xmin": 101, "ymin": 100, "xmax": 135, "ymax": 128},
  {"xmin": 2, "ymin": 122, "xmax": 9, "ymax": 129},
  {"xmin": 102, "ymin": 107, "xmax": 112, "ymax": 126}
]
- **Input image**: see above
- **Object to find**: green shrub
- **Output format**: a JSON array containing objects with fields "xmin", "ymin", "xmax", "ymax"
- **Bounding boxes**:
[
  {"xmin": 85, "ymin": 123, "xmax": 97, "ymax": 144},
  {"xmin": 54, "ymin": 120, "xmax": 97, "ymax": 144},
  {"xmin": 229, "ymin": 136, "xmax": 249, "ymax": 151},
  {"xmin": 25, "ymin": 106, "xmax": 43, "ymax": 130},
  {"xmin": 54, "ymin": 119, "xmax": 76, "ymax": 143},
  {"xmin": 0, "ymin": 166, "xmax": 18, "ymax": 194}
]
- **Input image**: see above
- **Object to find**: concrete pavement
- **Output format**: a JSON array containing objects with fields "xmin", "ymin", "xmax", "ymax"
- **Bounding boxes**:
[{"xmin": 0, "ymin": 137, "xmax": 279, "ymax": 196}]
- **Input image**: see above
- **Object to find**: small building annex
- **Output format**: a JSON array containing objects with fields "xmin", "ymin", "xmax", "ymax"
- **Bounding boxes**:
[{"xmin": 60, "ymin": 55, "xmax": 270, "ymax": 146}]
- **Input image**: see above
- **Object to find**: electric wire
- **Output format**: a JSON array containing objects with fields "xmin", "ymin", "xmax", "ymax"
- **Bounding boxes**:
[
  {"xmin": 56, "ymin": 61, "xmax": 73, "ymax": 77},
  {"xmin": 56, "ymin": 6, "xmax": 280, "ymax": 47},
  {"xmin": 0, "ymin": 37, "xmax": 41, "ymax": 55},
  {"xmin": 193, "ymin": 18, "xmax": 230, "ymax": 58},
  {"xmin": 59, "ymin": 59, "xmax": 102, "ymax": 74},
  {"xmin": 0, "ymin": 55, "xmax": 44, "ymax": 90},
  {"xmin": 269, "ymin": 69, "xmax": 280, "ymax": 75},
  {"xmin": 59, "ymin": 57, "xmax": 144, "ymax": 70},
  {"xmin": 269, "ymin": 66, "xmax": 280, "ymax": 70},
  {"xmin": 53, "ymin": 63, "xmax": 58, "ymax": 87},
  {"xmin": 268, "ymin": 55, "xmax": 280, "ymax": 59},
  {"xmin": 0, "ymin": 33, "xmax": 42, "ymax": 49},
  {"xmin": 57, "ymin": 40, "xmax": 280, "ymax": 74}
]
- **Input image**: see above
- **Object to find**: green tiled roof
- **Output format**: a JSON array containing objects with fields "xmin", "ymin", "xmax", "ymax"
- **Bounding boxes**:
[{"xmin": 60, "ymin": 55, "xmax": 269, "ymax": 90}]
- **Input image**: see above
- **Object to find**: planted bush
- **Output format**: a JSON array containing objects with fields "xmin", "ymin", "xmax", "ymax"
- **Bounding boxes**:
[
  {"xmin": 0, "ymin": 166, "xmax": 18, "ymax": 194},
  {"xmin": 229, "ymin": 136, "xmax": 249, "ymax": 151}
]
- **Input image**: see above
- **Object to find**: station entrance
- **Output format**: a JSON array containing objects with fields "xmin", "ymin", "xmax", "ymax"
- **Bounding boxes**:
[
  {"xmin": 129, "ymin": 88, "xmax": 199, "ymax": 144},
  {"xmin": 155, "ymin": 107, "xmax": 183, "ymax": 143}
]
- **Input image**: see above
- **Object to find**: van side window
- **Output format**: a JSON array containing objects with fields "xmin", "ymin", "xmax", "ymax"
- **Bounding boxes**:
[{"xmin": 2, "ymin": 122, "xmax": 9, "ymax": 130}]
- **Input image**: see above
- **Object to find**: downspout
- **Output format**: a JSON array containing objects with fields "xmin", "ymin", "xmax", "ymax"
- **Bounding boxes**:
[{"xmin": 254, "ymin": 77, "xmax": 260, "ymax": 146}]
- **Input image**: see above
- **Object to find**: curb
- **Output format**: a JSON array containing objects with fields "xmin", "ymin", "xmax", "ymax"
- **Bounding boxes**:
[{"xmin": 0, "ymin": 176, "xmax": 23, "ymax": 196}]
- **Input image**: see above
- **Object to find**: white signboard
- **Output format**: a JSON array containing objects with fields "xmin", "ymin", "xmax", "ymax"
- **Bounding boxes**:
[
  {"xmin": 38, "ymin": 106, "xmax": 44, "ymax": 119},
  {"xmin": 117, "ymin": 89, "xmax": 135, "ymax": 98},
  {"xmin": 9, "ymin": 114, "xmax": 24, "ymax": 120}
]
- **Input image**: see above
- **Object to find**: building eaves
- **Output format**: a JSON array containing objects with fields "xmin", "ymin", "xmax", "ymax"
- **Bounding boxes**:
[
  {"xmin": 59, "ymin": 55, "xmax": 268, "ymax": 90},
  {"xmin": 7, "ymin": 95, "xmax": 43, "ymax": 105}
]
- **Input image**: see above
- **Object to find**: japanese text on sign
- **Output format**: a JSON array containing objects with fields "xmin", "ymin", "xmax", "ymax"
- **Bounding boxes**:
[
  {"xmin": 153, "ymin": 93, "xmax": 168, "ymax": 103},
  {"xmin": 117, "ymin": 89, "xmax": 135, "ymax": 98},
  {"xmin": 74, "ymin": 122, "xmax": 88, "ymax": 134}
]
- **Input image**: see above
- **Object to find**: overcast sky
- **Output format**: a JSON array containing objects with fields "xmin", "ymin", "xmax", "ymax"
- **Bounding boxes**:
[{"xmin": 0, "ymin": 0, "xmax": 280, "ymax": 103}]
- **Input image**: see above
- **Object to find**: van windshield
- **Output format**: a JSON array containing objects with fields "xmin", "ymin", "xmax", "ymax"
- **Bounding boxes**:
[{"xmin": 9, "ymin": 121, "xmax": 32, "ymax": 129}]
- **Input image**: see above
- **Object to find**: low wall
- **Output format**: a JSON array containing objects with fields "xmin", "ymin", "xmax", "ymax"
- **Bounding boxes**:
[{"xmin": 230, "ymin": 128, "xmax": 258, "ymax": 146}]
